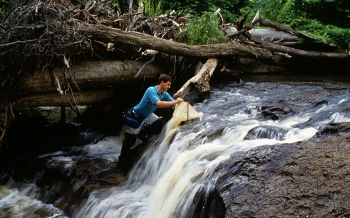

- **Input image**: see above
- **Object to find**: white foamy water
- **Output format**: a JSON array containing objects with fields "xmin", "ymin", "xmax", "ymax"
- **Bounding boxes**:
[
  {"xmin": 1, "ymin": 81, "xmax": 350, "ymax": 218},
  {"xmin": 74, "ymin": 95, "xmax": 330, "ymax": 218},
  {"xmin": 0, "ymin": 180, "xmax": 67, "ymax": 218}
]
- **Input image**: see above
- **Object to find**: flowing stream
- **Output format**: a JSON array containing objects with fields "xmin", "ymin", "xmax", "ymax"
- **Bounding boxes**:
[{"xmin": 1, "ymin": 78, "xmax": 350, "ymax": 217}]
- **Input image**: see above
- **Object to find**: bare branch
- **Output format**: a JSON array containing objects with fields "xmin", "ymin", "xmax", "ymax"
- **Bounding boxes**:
[
  {"xmin": 0, "ymin": 39, "xmax": 38, "ymax": 48},
  {"xmin": 215, "ymin": 8, "xmax": 224, "ymax": 27},
  {"xmin": 174, "ymin": 58, "xmax": 218, "ymax": 99},
  {"xmin": 249, "ymin": 10, "xmax": 260, "ymax": 28},
  {"xmin": 134, "ymin": 56, "xmax": 155, "ymax": 78},
  {"xmin": 259, "ymin": 18, "xmax": 317, "ymax": 41}
]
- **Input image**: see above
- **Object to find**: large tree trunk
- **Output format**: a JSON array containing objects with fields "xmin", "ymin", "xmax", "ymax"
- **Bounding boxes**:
[
  {"xmin": 75, "ymin": 21, "xmax": 273, "ymax": 59},
  {"xmin": 75, "ymin": 21, "xmax": 349, "ymax": 60},
  {"xmin": 14, "ymin": 60, "xmax": 163, "ymax": 108}
]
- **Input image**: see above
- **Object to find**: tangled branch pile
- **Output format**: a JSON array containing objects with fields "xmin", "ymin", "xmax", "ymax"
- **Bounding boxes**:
[
  {"xmin": 0, "ymin": 0, "xmax": 193, "ymax": 96},
  {"xmin": 0, "ymin": 0, "xmax": 192, "ymax": 143}
]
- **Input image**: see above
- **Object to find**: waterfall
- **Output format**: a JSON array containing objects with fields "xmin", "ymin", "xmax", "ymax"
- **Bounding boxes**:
[
  {"xmin": 73, "ymin": 83, "xmax": 343, "ymax": 218},
  {"xmin": 1, "ymin": 81, "xmax": 350, "ymax": 218}
]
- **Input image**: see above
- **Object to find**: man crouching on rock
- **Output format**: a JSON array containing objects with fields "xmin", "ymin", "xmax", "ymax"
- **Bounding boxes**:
[{"xmin": 118, "ymin": 74, "xmax": 183, "ymax": 173}]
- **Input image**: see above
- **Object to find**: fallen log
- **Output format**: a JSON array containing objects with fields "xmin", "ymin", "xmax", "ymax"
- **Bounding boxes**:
[
  {"xmin": 75, "ymin": 20, "xmax": 274, "ymax": 60},
  {"xmin": 258, "ymin": 18, "xmax": 317, "ymax": 41},
  {"xmin": 245, "ymin": 39, "xmax": 349, "ymax": 59},
  {"xmin": 174, "ymin": 58, "xmax": 218, "ymax": 99},
  {"xmin": 77, "ymin": 21, "xmax": 349, "ymax": 61},
  {"xmin": 16, "ymin": 60, "xmax": 162, "ymax": 95},
  {"xmin": 14, "ymin": 60, "xmax": 163, "ymax": 107},
  {"xmin": 14, "ymin": 90, "xmax": 116, "ymax": 108}
]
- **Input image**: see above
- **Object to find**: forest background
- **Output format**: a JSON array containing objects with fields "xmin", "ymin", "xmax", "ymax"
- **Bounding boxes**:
[
  {"xmin": 59, "ymin": 0, "xmax": 350, "ymax": 48},
  {"xmin": 2, "ymin": 0, "xmax": 347, "ymax": 47}
]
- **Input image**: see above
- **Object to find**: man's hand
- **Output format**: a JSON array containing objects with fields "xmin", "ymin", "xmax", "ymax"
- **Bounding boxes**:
[{"xmin": 176, "ymin": 98, "xmax": 184, "ymax": 104}]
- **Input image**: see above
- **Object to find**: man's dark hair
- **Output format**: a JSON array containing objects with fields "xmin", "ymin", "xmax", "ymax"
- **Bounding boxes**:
[{"xmin": 157, "ymin": 74, "xmax": 172, "ymax": 84}]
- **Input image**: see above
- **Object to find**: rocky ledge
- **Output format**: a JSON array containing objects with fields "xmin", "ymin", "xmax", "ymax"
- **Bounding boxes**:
[{"xmin": 216, "ymin": 122, "xmax": 350, "ymax": 217}]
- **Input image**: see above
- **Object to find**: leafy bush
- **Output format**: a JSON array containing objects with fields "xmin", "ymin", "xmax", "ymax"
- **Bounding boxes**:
[
  {"xmin": 247, "ymin": 0, "xmax": 350, "ymax": 48},
  {"xmin": 162, "ymin": 0, "xmax": 247, "ymax": 23},
  {"xmin": 248, "ymin": 0, "xmax": 350, "ymax": 27},
  {"xmin": 294, "ymin": 0, "xmax": 350, "ymax": 28},
  {"xmin": 290, "ymin": 18, "xmax": 350, "ymax": 49},
  {"xmin": 177, "ymin": 11, "xmax": 226, "ymax": 45},
  {"xmin": 142, "ymin": 0, "xmax": 162, "ymax": 16}
]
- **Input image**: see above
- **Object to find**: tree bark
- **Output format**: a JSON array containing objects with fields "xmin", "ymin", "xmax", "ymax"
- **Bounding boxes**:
[
  {"xmin": 174, "ymin": 58, "xmax": 218, "ymax": 99},
  {"xmin": 14, "ymin": 90, "xmax": 116, "ymax": 107},
  {"xmin": 14, "ymin": 60, "xmax": 163, "ymax": 108},
  {"xmin": 75, "ymin": 21, "xmax": 349, "ymax": 60},
  {"xmin": 245, "ymin": 39, "xmax": 349, "ymax": 59},
  {"xmin": 75, "ymin": 21, "xmax": 273, "ymax": 60},
  {"xmin": 258, "ymin": 18, "xmax": 317, "ymax": 41}
]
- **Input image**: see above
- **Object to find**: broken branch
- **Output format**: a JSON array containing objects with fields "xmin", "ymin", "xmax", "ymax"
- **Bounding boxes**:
[{"xmin": 174, "ymin": 58, "xmax": 218, "ymax": 99}]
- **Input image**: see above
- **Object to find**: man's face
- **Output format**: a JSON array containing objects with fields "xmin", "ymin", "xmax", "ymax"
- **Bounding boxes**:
[{"xmin": 161, "ymin": 81, "xmax": 171, "ymax": 91}]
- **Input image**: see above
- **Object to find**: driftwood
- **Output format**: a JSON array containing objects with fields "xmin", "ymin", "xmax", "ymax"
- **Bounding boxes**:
[
  {"xmin": 227, "ymin": 12, "xmax": 348, "ymax": 60},
  {"xmin": 244, "ymin": 39, "xmax": 348, "ymax": 59},
  {"xmin": 258, "ymin": 18, "xmax": 317, "ymax": 41},
  {"xmin": 76, "ymin": 21, "xmax": 349, "ymax": 60},
  {"xmin": 75, "ymin": 21, "xmax": 273, "ymax": 60},
  {"xmin": 15, "ymin": 90, "xmax": 116, "ymax": 108},
  {"xmin": 174, "ymin": 58, "xmax": 218, "ymax": 99},
  {"xmin": 15, "ymin": 60, "xmax": 163, "ymax": 108}
]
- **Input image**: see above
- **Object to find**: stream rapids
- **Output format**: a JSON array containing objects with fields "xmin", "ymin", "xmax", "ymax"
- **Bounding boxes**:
[{"xmin": 1, "ymin": 77, "xmax": 350, "ymax": 218}]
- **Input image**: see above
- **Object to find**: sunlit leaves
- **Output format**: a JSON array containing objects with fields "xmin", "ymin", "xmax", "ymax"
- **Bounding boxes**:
[{"xmin": 182, "ymin": 11, "xmax": 226, "ymax": 45}]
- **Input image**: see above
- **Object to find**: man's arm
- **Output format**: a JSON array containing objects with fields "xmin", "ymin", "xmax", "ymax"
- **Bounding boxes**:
[{"xmin": 155, "ymin": 98, "xmax": 183, "ymax": 108}]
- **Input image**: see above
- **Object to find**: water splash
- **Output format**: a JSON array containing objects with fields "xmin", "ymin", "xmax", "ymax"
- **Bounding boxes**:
[{"xmin": 0, "ymin": 179, "xmax": 67, "ymax": 218}]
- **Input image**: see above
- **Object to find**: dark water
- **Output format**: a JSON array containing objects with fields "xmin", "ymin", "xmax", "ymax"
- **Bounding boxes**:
[{"xmin": 1, "ymin": 77, "xmax": 350, "ymax": 218}]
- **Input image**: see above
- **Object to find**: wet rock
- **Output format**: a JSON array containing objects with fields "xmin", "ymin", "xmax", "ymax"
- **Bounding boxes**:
[
  {"xmin": 217, "ymin": 123, "xmax": 350, "ymax": 217},
  {"xmin": 187, "ymin": 186, "xmax": 226, "ymax": 218},
  {"xmin": 312, "ymin": 122, "xmax": 350, "ymax": 142},
  {"xmin": 245, "ymin": 125, "xmax": 288, "ymax": 141},
  {"xmin": 261, "ymin": 110, "xmax": 279, "ymax": 120},
  {"xmin": 37, "ymin": 156, "xmax": 126, "ymax": 216},
  {"xmin": 256, "ymin": 103, "xmax": 296, "ymax": 122},
  {"xmin": 4, "ymin": 115, "xmax": 95, "ymax": 155}
]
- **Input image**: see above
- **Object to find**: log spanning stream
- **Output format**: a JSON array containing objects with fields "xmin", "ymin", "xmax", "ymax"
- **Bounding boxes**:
[{"xmin": 1, "ymin": 78, "xmax": 350, "ymax": 217}]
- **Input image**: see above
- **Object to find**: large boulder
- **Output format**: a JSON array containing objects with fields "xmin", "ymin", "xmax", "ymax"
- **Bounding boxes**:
[{"xmin": 217, "ymin": 122, "xmax": 350, "ymax": 217}]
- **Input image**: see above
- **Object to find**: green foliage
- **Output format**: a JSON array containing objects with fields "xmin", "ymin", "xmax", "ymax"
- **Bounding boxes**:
[
  {"xmin": 248, "ymin": 0, "xmax": 350, "ymax": 28},
  {"xmin": 278, "ymin": 0, "xmax": 295, "ymax": 23},
  {"xmin": 0, "ymin": 5, "xmax": 6, "ymax": 16},
  {"xmin": 247, "ymin": 0, "xmax": 350, "ymax": 48},
  {"xmin": 142, "ymin": 0, "xmax": 162, "ymax": 16},
  {"xmin": 162, "ymin": 0, "xmax": 248, "ymax": 23},
  {"xmin": 177, "ymin": 11, "xmax": 226, "ymax": 45},
  {"xmin": 64, "ymin": 0, "xmax": 349, "ymax": 48},
  {"xmin": 70, "ymin": 0, "xmax": 83, "ymax": 6},
  {"xmin": 290, "ymin": 18, "xmax": 350, "ymax": 49},
  {"xmin": 294, "ymin": 0, "xmax": 350, "ymax": 28},
  {"xmin": 247, "ymin": 0, "xmax": 294, "ymax": 24}
]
